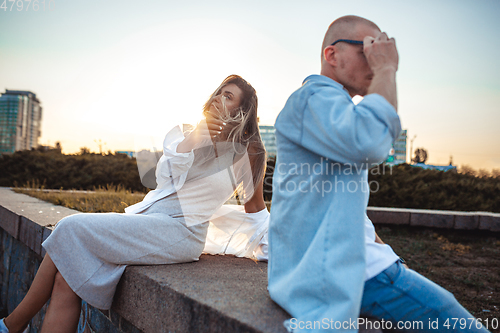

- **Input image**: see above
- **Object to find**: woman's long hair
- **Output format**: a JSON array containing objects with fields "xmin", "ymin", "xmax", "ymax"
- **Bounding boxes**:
[{"xmin": 203, "ymin": 75, "xmax": 266, "ymax": 197}]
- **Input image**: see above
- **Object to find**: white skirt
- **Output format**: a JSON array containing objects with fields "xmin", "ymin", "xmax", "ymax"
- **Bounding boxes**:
[{"xmin": 42, "ymin": 197, "xmax": 208, "ymax": 310}]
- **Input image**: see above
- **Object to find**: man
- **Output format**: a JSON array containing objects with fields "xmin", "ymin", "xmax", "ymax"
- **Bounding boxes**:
[{"xmin": 268, "ymin": 15, "xmax": 489, "ymax": 332}]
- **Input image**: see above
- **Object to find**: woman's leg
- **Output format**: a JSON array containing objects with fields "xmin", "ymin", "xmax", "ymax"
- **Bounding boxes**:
[
  {"xmin": 40, "ymin": 272, "xmax": 81, "ymax": 333},
  {"xmin": 4, "ymin": 254, "xmax": 58, "ymax": 332}
]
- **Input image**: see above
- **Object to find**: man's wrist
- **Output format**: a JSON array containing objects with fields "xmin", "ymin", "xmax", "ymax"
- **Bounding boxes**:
[{"xmin": 373, "ymin": 66, "xmax": 397, "ymax": 77}]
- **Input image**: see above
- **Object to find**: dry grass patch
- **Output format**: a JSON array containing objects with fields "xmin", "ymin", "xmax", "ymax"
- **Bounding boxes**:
[{"xmin": 14, "ymin": 184, "xmax": 145, "ymax": 213}]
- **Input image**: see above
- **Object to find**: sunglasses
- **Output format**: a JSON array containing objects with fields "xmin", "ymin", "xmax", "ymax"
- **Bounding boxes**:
[{"xmin": 330, "ymin": 39, "xmax": 364, "ymax": 46}]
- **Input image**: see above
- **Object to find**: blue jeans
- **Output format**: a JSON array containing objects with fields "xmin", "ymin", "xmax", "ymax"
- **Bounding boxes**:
[{"xmin": 360, "ymin": 261, "xmax": 491, "ymax": 332}]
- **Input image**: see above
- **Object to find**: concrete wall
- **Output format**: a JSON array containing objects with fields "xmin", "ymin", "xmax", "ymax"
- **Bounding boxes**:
[
  {"xmin": 1, "ymin": 229, "xmax": 47, "ymax": 331},
  {"xmin": 0, "ymin": 188, "xmax": 126, "ymax": 332}
]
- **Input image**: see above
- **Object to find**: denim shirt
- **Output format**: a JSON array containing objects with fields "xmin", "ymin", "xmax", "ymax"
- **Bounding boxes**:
[{"xmin": 268, "ymin": 74, "xmax": 401, "ymax": 331}]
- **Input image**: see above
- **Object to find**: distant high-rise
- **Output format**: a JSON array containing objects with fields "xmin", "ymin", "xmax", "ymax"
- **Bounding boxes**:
[
  {"xmin": 386, "ymin": 129, "xmax": 407, "ymax": 165},
  {"xmin": 0, "ymin": 90, "xmax": 42, "ymax": 154},
  {"xmin": 259, "ymin": 125, "xmax": 277, "ymax": 157}
]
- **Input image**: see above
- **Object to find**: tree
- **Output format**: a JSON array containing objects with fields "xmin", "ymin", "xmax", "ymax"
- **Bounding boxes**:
[
  {"xmin": 477, "ymin": 169, "xmax": 490, "ymax": 178},
  {"xmin": 412, "ymin": 148, "xmax": 428, "ymax": 164},
  {"xmin": 79, "ymin": 147, "xmax": 91, "ymax": 155},
  {"xmin": 459, "ymin": 165, "xmax": 476, "ymax": 176},
  {"xmin": 492, "ymin": 169, "xmax": 500, "ymax": 178}
]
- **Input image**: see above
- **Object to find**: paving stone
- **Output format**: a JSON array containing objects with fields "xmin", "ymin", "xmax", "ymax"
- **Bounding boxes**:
[
  {"xmin": 478, "ymin": 213, "xmax": 500, "ymax": 232},
  {"xmin": 18, "ymin": 217, "xmax": 44, "ymax": 257},
  {"xmin": 0, "ymin": 232, "xmax": 13, "ymax": 314},
  {"xmin": 0, "ymin": 206, "xmax": 20, "ymax": 239},
  {"xmin": 41, "ymin": 227, "xmax": 53, "ymax": 258},
  {"xmin": 454, "ymin": 213, "xmax": 480, "ymax": 230},
  {"xmin": 410, "ymin": 211, "xmax": 454, "ymax": 228},
  {"xmin": 367, "ymin": 208, "xmax": 410, "ymax": 225},
  {"xmin": 112, "ymin": 256, "xmax": 290, "ymax": 333}
]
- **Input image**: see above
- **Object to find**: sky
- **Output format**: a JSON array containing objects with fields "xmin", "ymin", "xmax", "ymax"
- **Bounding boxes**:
[{"xmin": 1, "ymin": 0, "xmax": 499, "ymax": 171}]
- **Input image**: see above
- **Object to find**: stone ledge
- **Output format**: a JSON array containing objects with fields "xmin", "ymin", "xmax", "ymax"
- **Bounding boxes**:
[
  {"xmin": 113, "ymin": 256, "xmax": 289, "ymax": 333},
  {"xmin": 0, "ymin": 188, "xmax": 75, "ymax": 228},
  {"xmin": 366, "ymin": 207, "xmax": 410, "ymax": 225},
  {"xmin": 410, "ymin": 211, "xmax": 455, "ymax": 228},
  {"xmin": 367, "ymin": 207, "xmax": 500, "ymax": 231},
  {"xmin": 0, "ymin": 206, "xmax": 19, "ymax": 239}
]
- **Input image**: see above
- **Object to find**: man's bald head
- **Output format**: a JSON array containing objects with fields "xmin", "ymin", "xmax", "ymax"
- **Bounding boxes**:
[
  {"xmin": 321, "ymin": 15, "xmax": 380, "ymax": 62},
  {"xmin": 320, "ymin": 15, "xmax": 383, "ymax": 96}
]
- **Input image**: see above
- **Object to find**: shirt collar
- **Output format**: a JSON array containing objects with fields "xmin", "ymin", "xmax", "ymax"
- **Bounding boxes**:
[{"xmin": 302, "ymin": 74, "xmax": 351, "ymax": 97}]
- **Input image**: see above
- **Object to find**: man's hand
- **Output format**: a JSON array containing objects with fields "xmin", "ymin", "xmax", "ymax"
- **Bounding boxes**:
[
  {"xmin": 176, "ymin": 115, "xmax": 226, "ymax": 153},
  {"xmin": 363, "ymin": 32, "xmax": 399, "ymax": 74},
  {"xmin": 364, "ymin": 32, "xmax": 399, "ymax": 111}
]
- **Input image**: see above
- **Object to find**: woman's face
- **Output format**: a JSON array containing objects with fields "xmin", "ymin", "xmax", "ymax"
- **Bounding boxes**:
[{"xmin": 208, "ymin": 83, "xmax": 244, "ymax": 118}]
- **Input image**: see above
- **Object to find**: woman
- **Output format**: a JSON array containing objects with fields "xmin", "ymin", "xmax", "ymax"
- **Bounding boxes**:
[{"xmin": 1, "ymin": 75, "xmax": 269, "ymax": 333}]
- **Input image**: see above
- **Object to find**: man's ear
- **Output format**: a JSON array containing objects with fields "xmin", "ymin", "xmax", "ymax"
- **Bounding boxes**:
[{"xmin": 323, "ymin": 46, "xmax": 338, "ymax": 67}]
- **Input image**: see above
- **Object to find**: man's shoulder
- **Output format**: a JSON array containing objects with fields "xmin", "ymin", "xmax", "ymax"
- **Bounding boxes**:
[
  {"xmin": 274, "ymin": 75, "xmax": 348, "ymax": 134},
  {"xmin": 302, "ymin": 74, "xmax": 344, "ymax": 92},
  {"xmin": 276, "ymin": 75, "xmax": 345, "ymax": 120},
  {"xmin": 284, "ymin": 75, "xmax": 344, "ymax": 107}
]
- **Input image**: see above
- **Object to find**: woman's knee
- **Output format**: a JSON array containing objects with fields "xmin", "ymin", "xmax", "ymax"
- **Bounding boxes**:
[
  {"xmin": 52, "ymin": 272, "xmax": 74, "ymax": 296},
  {"xmin": 54, "ymin": 214, "xmax": 86, "ymax": 234}
]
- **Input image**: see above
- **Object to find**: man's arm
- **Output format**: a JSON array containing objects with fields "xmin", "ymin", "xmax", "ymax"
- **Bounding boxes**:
[
  {"xmin": 298, "ymin": 90, "xmax": 402, "ymax": 165},
  {"xmin": 374, "ymin": 232, "xmax": 409, "ymax": 268},
  {"xmin": 364, "ymin": 32, "xmax": 399, "ymax": 111},
  {"xmin": 374, "ymin": 231, "xmax": 385, "ymax": 244}
]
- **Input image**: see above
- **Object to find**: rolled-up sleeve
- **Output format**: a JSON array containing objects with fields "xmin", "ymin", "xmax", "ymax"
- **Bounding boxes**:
[
  {"xmin": 155, "ymin": 126, "xmax": 195, "ymax": 190},
  {"xmin": 301, "ymin": 91, "xmax": 401, "ymax": 165}
]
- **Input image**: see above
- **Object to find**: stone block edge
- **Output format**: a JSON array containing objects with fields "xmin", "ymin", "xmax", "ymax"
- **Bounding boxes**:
[{"xmin": 367, "ymin": 207, "xmax": 500, "ymax": 231}]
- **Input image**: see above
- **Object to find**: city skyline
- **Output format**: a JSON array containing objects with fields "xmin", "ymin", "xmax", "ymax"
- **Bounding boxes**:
[{"xmin": 1, "ymin": 0, "xmax": 499, "ymax": 170}]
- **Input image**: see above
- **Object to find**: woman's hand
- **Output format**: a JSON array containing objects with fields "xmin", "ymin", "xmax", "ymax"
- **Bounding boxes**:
[{"xmin": 176, "ymin": 114, "xmax": 226, "ymax": 153}]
